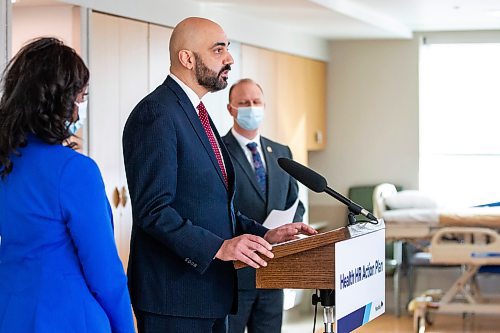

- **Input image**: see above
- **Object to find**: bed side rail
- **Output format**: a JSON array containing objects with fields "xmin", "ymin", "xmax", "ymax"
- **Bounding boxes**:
[{"xmin": 430, "ymin": 227, "xmax": 500, "ymax": 265}]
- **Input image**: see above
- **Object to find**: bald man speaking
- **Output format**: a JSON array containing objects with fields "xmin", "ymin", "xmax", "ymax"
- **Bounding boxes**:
[{"xmin": 122, "ymin": 17, "xmax": 316, "ymax": 333}]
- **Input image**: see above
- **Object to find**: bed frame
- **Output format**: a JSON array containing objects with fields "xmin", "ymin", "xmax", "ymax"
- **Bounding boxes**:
[{"xmin": 412, "ymin": 227, "xmax": 500, "ymax": 333}]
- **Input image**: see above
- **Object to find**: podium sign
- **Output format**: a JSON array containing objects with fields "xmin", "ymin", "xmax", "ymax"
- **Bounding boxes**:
[{"xmin": 335, "ymin": 228, "xmax": 385, "ymax": 333}]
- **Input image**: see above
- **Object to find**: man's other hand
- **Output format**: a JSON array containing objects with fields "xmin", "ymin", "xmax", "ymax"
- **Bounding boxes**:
[{"xmin": 264, "ymin": 222, "xmax": 318, "ymax": 244}]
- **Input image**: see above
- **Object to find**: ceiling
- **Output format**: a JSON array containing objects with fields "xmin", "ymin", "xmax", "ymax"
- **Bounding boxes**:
[
  {"xmin": 12, "ymin": 0, "xmax": 500, "ymax": 40},
  {"xmin": 193, "ymin": 0, "xmax": 500, "ymax": 40}
]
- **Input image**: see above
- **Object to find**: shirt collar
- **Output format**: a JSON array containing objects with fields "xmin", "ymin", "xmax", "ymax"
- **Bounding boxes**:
[
  {"xmin": 231, "ymin": 127, "xmax": 261, "ymax": 148},
  {"xmin": 169, "ymin": 73, "xmax": 201, "ymax": 111}
]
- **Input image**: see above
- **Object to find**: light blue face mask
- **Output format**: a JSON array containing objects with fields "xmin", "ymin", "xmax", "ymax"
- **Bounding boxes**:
[
  {"xmin": 68, "ymin": 100, "xmax": 88, "ymax": 135},
  {"xmin": 236, "ymin": 106, "xmax": 264, "ymax": 130}
]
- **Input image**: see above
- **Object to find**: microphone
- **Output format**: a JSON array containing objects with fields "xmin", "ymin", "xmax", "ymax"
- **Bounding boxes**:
[{"xmin": 277, "ymin": 158, "xmax": 378, "ymax": 222}]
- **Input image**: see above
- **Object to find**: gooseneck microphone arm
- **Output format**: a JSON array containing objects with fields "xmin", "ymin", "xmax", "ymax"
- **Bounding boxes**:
[
  {"xmin": 277, "ymin": 157, "xmax": 378, "ymax": 223},
  {"xmin": 324, "ymin": 187, "xmax": 378, "ymax": 222}
]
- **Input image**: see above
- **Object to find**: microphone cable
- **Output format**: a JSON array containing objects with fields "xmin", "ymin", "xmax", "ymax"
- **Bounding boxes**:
[
  {"xmin": 312, "ymin": 289, "xmax": 318, "ymax": 333},
  {"xmin": 350, "ymin": 218, "xmax": 379, "ymax": 225}
]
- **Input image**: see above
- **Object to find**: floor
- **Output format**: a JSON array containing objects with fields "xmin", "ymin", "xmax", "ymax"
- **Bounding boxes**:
[
  {"xmin": 282, "ymin": 295, "xmax": 500, "ymax": 333},
  {"xmin": 284, "ymin": 311, "xmax": 500, "ymax": 333},
  {"xmin": 355, "ymin": 313, "xmax": 500, "ymax": 333},
  {"xmin": 281, "ymin": 268, "xmax": 500, "ymax": 333}
]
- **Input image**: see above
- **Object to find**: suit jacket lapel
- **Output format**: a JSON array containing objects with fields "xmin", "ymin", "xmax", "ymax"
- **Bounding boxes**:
[
  {"xmin": 261, "ymin": 137, "xmax": 280, "ymax": 213},
  {"xmin": 224, "ymin": 132, "xmax": 265, "ymax": 202},
  {"xmin": 165, "ymin": 77, "xmax": 227, "ymax": 189}
]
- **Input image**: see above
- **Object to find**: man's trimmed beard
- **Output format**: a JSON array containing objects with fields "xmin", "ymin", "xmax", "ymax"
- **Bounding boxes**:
[{"xmin": 193, "ymin": 52, "xmax": 230, "ymax": 92}]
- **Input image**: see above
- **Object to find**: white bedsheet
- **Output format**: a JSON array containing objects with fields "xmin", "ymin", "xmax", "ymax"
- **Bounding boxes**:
[{"xmin": 382, "ymin": 208, "xmax": 439, "ymax": 224}]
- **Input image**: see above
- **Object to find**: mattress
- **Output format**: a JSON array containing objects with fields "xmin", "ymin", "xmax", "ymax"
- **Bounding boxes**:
[
  {"xmin": 383, "ymin": 207, "xmax": 500, "ymax": 240},
  {"xmin": 383, "ymin": 207, "xmax": 500, "ymax": 228},
  {"xmin": 439, "ymin": 207, "xmax": 500, "ymax": 227}
]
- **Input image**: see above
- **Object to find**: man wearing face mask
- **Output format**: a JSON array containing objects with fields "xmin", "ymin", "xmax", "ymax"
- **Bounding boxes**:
[{"xmin": 222, "ymin": 78, "xmax": 305, "ymax": 333}]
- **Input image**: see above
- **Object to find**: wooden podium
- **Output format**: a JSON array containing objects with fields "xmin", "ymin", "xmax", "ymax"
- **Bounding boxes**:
[
  {"xmin": 235, "ymin": 225, "xmax": 385, "ymax": 333},
  {"xmin": 234, "ymin": 227, "xmax": 350, "ymax": 289}
]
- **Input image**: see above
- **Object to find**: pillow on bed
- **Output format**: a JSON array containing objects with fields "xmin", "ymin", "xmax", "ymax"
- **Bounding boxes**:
[{"xmin": 384, "ymin": 190, "xmax": 438, "ymax": 210}]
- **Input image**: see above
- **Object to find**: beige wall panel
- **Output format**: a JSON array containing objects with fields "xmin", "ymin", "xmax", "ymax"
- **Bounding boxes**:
[
  {"xmin": 148, "ymin": 24, "xmax": 172, "ymax": 90},
  {"xmin": 241, "ymin": 45, "xmax": 279, "ymax": 142},
  {"xmin": 89, "ymin": 12, "xmax": 122, "ymax": 256},
  {"xmin": 89, "ymin": 12, "xmax": 149, "ymax": 269},
  {"xmin": 117, "ymin": 17, "xmax": 149, "ymax": 269},
  {"xmin": 12, "ymin": 5, "xmax": 78, "ymax": 55}
]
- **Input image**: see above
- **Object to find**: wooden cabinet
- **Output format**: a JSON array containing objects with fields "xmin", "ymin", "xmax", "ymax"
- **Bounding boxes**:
[
  {"xmin": 89, "ymin": 12, "xmax": 148, "ymax": 269},
  {"xmin": 275, "ymin": 52, "xmax": 308, "ymax": 164},
  {"xmin": 241, "ymin": 45, "xmax": 327, "ymax": 164},
  {"xmin": 305, "ymin": 59, "xmax": 327, "ymax": 151}
]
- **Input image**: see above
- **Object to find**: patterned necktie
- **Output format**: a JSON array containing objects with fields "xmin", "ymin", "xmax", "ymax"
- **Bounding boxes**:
[
  {"xmin": 197, "ymin": 102, "xmax": 228, "ymax": 187},
  {"xmin": 246, "ymin": 142, "xmax": 267, "ymax": 195}
]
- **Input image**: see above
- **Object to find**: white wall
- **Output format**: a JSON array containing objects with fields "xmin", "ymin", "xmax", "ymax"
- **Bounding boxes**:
[
  {"xmin": 308, "ymin": 37, "xmax": 420, "ymax": 225},
  {"xmin": 0, "ymin": 0, "xmax": 11, "ymax": 73},
  {"xmin": 61, "ymin": 0, "xmax": 329, "ymax": 61}
]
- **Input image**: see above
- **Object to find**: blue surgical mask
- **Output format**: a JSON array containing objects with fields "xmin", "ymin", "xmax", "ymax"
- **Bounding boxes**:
[
  {"xmin": 236, "ymin": 106, "xmax": 264, "ymax": 130},
  {"xmin": 68, "ymin": 100, "xmax": 88, "ymax": 135}
]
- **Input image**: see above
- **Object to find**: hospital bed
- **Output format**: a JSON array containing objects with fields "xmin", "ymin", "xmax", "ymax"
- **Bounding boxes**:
[
  {"xmin": 372, "ymin": 183, "xmax": 500, "ymax": 332},
  {"xmin": 373, "ymin": 183, "xmax": 500, "ymax": 240}
]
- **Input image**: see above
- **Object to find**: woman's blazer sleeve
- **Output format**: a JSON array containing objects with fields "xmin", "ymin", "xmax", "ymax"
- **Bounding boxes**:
[{"xmin": 60, "ymin": 154, "xmax": 134, "ymax": 333}]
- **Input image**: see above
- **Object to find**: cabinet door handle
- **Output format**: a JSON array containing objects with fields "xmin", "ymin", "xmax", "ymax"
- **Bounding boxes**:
[
  {"xmin": 315, "ymin": 130, "xmax": 323, "ymax": 144},
  {"xmin": 112, "ymin": 187, "xmax": 120, "ymax": 208},
  {"xmin": 120, "ymin": 186, "xmax": 128, "ymax": 207}
]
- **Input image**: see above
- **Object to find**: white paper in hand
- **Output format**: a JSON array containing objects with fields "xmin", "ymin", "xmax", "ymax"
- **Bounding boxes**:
[{"xmin": 262, "ymin": 199, "xmax": 299, "ymax": 229}]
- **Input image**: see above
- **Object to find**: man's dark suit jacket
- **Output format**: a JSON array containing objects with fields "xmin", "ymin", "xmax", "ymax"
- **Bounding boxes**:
[
  {"xmin": 222, "ymin": 131, "xmax": 305, "ymax": 289},
  {"xmin": 122, "ymin": 76, "xmax": 268, "ymax": 319}
]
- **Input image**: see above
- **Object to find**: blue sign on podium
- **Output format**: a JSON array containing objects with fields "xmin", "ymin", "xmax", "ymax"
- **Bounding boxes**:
[{"xmin": 335, "ymin": 227, "xmax": 386, "ymax": 333}]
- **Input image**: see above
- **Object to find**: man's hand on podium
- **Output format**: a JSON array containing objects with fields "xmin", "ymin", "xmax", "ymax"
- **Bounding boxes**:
[
  {"xmin": 215, "ymin": 234, "xmax": 274, "ymax": 268},
  {"xmin": 264, "ymin": 222, "xmax": 318, "ymax": 245},
  {"xmin": 217, "ymin": 224, "xmax": 318, "ymax": 269}
]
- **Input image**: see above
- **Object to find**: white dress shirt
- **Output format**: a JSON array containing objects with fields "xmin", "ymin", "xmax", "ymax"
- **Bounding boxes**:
[
  {"xmin": 231, "ymin": 128, "xmax": 267, "ymax": 172},
  {"xmin": 169, "ymin": 73, "xmax": 201, "ymax": 113}
]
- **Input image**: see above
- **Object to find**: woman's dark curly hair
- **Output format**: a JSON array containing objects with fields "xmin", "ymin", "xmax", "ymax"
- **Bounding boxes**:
[{"xmin": 0, "ymin": 37, "xmax": 89, "ymax": 178}]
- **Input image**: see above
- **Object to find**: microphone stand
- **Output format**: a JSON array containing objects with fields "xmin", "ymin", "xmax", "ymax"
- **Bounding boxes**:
[
  {"xmin": 312, "ymin": 289, "xmax": 335, "ymax": 333},
  {"xmin": 324, "ymin": 186, "xmax": 378, "ymax": 225},
  {"xmin": 347, "ymin": 211, "xmax": 358, "ymax": 225}
]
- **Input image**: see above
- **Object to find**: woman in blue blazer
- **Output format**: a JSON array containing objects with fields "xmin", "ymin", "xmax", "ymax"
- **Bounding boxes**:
[{"xmin": 0, "ymin": 38, "xmax": 134, "ymax": 332}]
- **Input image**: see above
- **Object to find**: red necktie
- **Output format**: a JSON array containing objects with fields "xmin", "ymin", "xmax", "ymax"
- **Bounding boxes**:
[{"xmin": 197, "ymin": 101, "xmax": 228, "ymax": 187}]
